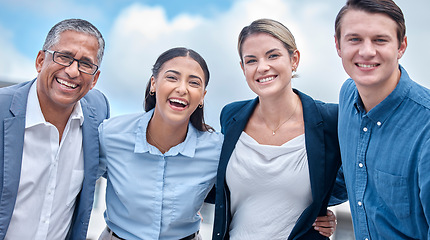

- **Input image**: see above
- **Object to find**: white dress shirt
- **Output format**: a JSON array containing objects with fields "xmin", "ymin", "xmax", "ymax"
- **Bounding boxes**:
[{"xmin": 5, "ymin": 81, "xmax": 85, "ymax": 240}]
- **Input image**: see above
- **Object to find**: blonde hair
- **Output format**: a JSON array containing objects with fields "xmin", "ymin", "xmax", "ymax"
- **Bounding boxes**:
[{"xmin": 238, "ymin": 18, "xmax": 297, "ymax": 63}]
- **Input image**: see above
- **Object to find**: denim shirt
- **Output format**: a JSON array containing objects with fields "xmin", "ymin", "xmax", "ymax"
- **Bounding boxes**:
[{"xmin": 338, "ymin": 65, "xmax": 430, "ymax": 240}]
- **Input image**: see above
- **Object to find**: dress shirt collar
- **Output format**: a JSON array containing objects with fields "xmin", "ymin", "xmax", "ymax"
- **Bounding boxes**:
[
  {"xmin": 26, "ymin": 80, "xmax": 84, "ymax": 128},
  {"xmin": 353, "ymin": 64, "xmax": 411, "ymax": 126},
  {"xmin": 134, "ymin": 109, "xmax": 197, "ymax": 157}
]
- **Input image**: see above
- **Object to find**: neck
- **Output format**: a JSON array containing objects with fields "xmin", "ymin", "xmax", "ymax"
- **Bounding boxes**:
[
  {"xmin": 258, "ymin": 90, "xmax": 299, "ymax": 135},
  {"xmin": 147, "ymin": 113, "xmax": 188, "ymax": 154},
  {"xmin": 36, "ymin": 88, "xmax": 75, "ymax": 142},
  {"xmin": 356, "ymin": 69, "xmax": 401, "ymax": 112},
  {"xmin": 259, "ymin": 90, "xmax": 297, "ymax": 120},
  {"xmin": 40, "ymin": 104, "xmax": 75, "ymax": 142}
]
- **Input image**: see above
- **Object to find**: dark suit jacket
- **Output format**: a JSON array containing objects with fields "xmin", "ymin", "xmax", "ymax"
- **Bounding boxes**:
[
  {"xmin": 212, "ymin": 89, "xmax": 342, "ymax": 240},
  {"xmin": 0, "ymin": 79, "xmax": 110, "ymax": 240}
]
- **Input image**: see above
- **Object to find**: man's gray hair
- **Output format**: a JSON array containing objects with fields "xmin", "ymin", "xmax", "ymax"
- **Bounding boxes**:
[{"xmin": 43, "ymin": 18, "xmax": 105, "ymax": 65}]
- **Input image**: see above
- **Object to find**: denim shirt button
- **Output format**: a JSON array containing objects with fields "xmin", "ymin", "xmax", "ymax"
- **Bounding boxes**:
[
  {"xmin": 358, "ymin": 201, "xmax": 363, "ymax": 206},
  {"xmin": 359, "ymin": 163, "xmax": 364, "ymax": 168},
  {"xmin": 363, "ymin": 127, "xmax": 368, "ymax": 132}
]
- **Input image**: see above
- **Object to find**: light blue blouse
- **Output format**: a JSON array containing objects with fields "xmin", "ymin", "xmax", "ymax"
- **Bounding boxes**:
[{"xmin": 98, "ymin": 109, "xmax": 223, "ymax": 240}]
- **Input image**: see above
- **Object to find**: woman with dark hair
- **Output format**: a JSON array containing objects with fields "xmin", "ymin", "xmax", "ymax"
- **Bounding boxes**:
[{"xmin": 98, "ymin": 47, "xmax": 223, "ymax": 240}]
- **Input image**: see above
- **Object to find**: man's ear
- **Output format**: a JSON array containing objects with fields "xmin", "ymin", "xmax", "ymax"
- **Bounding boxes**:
[
  {"xmin": 35, "ymin": 50, "xmax": 46, "ymax": 73},
  {"xmin": 335, "ymin": 35, "xmax": 342, "ymax": 57},
  {"xmin": 397, "ymin": 36, "xmax": 407, "ymax": 60},
  {"xmin": 90, "ymin": 70, "xmax": 101, "ymax": 90}
]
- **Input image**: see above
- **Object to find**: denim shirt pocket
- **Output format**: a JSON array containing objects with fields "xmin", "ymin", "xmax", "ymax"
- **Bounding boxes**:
[{"xmin": 375, "ymin": 169, "xmax": 410, "ymax": 218}]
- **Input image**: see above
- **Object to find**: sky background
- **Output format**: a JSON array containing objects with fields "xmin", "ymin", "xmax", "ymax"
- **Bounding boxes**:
[{"xmin": 1, "ymin": 0, "xmax": 429, "ymax": 130}]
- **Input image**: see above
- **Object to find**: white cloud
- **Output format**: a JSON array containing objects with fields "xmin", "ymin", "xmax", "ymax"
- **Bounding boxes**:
[
  {"xmin": 1, "ymin": 0, "xmax": 429, "ymax": 130},
  {"xmin": 98, "ymin": 0, "xmax": 349, "ymax": 129},
  {"xmin": 0, "ymin": 24, "xmax": 36, "ymax": 83}
]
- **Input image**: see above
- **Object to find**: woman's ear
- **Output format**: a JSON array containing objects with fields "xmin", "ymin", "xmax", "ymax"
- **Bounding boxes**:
[{"xmin": 150, "ymin": 76, "xmax": 156, "ymax": 93}]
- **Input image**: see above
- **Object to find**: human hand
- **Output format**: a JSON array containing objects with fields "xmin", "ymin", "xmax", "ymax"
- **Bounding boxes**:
[{"xmin": 312, "ymin": 209, "xmax": 336, "ymax": 237}]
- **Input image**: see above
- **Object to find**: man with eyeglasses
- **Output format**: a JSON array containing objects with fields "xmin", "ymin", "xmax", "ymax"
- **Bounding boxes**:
[{"xmin": 0, "ymin": 19, "xmax": 109, "ymax": 239}]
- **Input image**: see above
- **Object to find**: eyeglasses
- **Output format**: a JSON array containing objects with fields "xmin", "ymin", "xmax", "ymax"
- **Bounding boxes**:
[{"xmin": 44, "ymin": 50, "xmax": 99, "ymax": 75}]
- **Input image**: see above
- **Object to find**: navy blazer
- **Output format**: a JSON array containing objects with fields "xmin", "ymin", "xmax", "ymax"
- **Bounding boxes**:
[
  {"xmin": 212, "ymin": 89, "xmax": 342, "ymax": 240},
  {"xmin": 0, "ymin": 79, "xmax": 110, "ymax": 240}
]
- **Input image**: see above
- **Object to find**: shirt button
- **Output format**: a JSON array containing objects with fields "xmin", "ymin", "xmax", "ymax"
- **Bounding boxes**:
[
  {"xmin": 359, "ymin": 163, "xmax": 364, "ymax": 168},
  {"xmin": 358, "ymin": 201, "xmax": 363, "ymax": 206},
  {"xmin": 365, "ymin": 238, "xmax": 369, "ymax": 240},
  {"xmin": 377, "ymin": 121, "xmax": 381, "ymax": 126},
  {"xmin": 363, "ymin": 127, "xmax": 368, "ymax": 132}
]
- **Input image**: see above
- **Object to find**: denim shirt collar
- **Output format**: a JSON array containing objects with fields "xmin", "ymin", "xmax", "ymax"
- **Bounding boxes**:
[
  {"xmin": 133, "ymin": 109, "xmax": 197, "ymax": 157},
  {"xmin": 353, "ymin": 64, "xmax": 412, "ymax": 126}
]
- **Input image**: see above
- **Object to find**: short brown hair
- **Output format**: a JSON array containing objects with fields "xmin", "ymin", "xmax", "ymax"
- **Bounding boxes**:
[{"xmin": 335, "ymin": 0, "xmax": 406, "ymax": 48}]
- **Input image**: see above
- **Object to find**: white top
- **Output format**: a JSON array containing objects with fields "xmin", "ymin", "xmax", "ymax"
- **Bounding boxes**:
[
  {"xmin": 226, "ymin": 132, "xmax": 312, "ymax": 240},
  {"xmin": 5, "ymin": 81, "xmax": 85, "ymax": 240}
]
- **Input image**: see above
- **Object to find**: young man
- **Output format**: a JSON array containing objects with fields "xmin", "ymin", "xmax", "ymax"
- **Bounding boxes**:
[
  {"xmin": 335, "ymin": 0, "xmax": 430, "ymax": 239},
  {"xmin": 0, "ymin": 19, "xmax": 110, "ymax": 239}
]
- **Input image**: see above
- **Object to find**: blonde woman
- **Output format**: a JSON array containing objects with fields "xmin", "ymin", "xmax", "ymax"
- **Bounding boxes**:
[{"xmin": 212, "ymin": 19, "xmax": 344, "ymax": 240}]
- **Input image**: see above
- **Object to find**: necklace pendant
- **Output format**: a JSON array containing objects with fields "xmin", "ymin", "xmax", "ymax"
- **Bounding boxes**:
[{"xmin": 272, "ymin": 131, "xmax": 276, "ymax": 135}]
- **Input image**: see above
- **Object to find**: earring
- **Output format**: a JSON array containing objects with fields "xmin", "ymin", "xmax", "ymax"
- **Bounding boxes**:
[
  {"xmin": 198, "ymin": 104, "xmax": 203, "ymax": 108},
  {"xmin": 149, "ymin": 91, "xmax": 155, "ymax": 96}
]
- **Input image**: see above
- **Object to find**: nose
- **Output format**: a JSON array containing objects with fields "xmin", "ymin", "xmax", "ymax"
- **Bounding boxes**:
[
  {"xmin": 64, "ymin": 60, "xmax": 80, "ymax": 78},
  {"xmin": 359, "ymin": 39, "xmax": 376, "ymax": 58},
  {"xmin": 175, "ymin": 79, "xmax": 187, "ymax": 95},
  {"xmin": 257, "ymin": 59, "xmax": 270, "ymax": 73}
]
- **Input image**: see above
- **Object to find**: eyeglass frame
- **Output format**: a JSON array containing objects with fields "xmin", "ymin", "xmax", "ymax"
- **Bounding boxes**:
[{"xmin": 43, "ymin": 49, "xmax": 99, "ymax": 75}]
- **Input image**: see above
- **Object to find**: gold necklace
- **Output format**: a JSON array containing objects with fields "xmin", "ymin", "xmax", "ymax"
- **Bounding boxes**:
[
  {"xmin": 260, "ymin": 97, "xmax": 299, "ymax": 136},
  {"xmin": 147, "ymin": 129, "xmax": 168, "ymax": 153}
]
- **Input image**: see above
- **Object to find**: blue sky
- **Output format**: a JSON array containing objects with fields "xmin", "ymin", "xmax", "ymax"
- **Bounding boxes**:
[
  {"xmin": 0, "ymin": 0, "xmax": 233, "ymax": 58},
  {"xmin": 1, "ymin": 0, "xmax": 429, "ymax": 130}
]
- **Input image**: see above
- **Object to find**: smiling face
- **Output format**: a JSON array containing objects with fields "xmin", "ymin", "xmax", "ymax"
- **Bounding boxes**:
[
  {"xmin": 335, "ymin": 9, "xmax": 407, "ymax": 93},
  {"xmin": 240, "ymin": 33, "xmax": 299, "ymax": 99},
  {"xmin": 150, "ymin": 56, "xmax": 207, "ymax": 128},
  {"xmin": 35, "ymin": 30, "xmax": 100, "ymax": 113}
]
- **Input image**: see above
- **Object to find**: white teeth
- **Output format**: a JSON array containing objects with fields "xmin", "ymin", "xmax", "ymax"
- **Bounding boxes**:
[
  {"xmin": 259, "ymin": 76, "xmax": 274, "ymax": 83},
  {"xmin": 170, "ymin": 98, "xmax": 188, "ymax": 106},
  {"xmin": 357, "ymin": 63, "xmax": 378, "ymax": 68},
  {"xmin": 57, "ymin": 78, "xmax": 77, "ymax": 89}
]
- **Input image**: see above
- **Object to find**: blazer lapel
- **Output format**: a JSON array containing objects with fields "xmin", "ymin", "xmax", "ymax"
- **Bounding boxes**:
[
  {"xmin": 299, "ymin": 91, "xmax": 326, "ymax": 201},
  {"xmin": 219, "ymin": 98, "xmax": 259, "ymax": 175},
  {"xmin": 0, "ymin": 81, "xmax": 32, "ymax": 235},
  {"xmin": 80, "ymin": 99, "xmax": 100, "ymax": 191},
  {"xmin": 289, "ymin": 90, "xmax": 327, "ymax": 239}
]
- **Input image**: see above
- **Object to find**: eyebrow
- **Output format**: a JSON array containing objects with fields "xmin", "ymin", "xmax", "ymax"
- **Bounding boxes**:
[
  {"xmin": 60, "ymin": 50, "xmax": 95, "ymax": 64},
  {"xmin": 165, "ymin": 70, "xmax": 203, "ymax": 81},
  {"xmin": 344, "ymin": 33, "xmax": 392, "ymax": 39},
  {"xmin": 243, "ymin": 48, "xmax": 281, "ymax": 59},
  {"xmin": 266, "ymin": 48, "xmax": 280, "ymax": 55}
]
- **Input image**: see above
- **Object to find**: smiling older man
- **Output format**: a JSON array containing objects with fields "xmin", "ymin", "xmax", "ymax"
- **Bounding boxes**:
[{"xmin": 0, "ymin": 19, "xmax": 109, "ymax": 240}]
